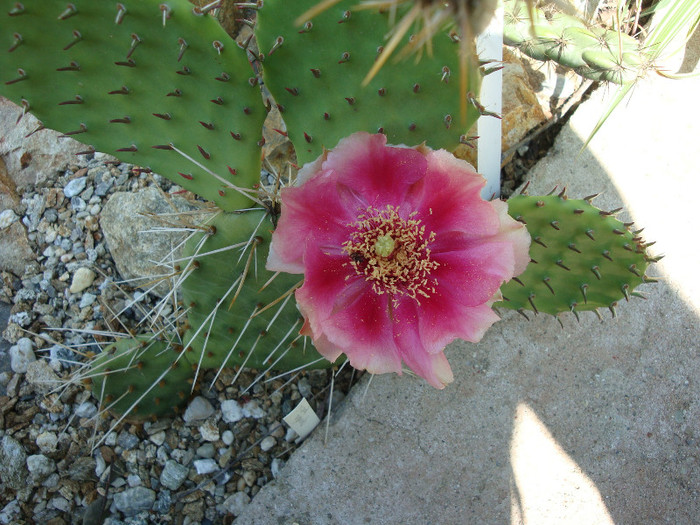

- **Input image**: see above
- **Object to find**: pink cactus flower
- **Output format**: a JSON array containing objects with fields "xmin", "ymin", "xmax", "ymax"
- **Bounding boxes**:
[{"xmin": 266, "ymin": 132, "xmax": 530, "ymax": 388}]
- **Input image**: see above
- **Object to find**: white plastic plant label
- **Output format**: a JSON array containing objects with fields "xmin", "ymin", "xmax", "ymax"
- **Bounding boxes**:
[{"xmin": 283, "ymin": 398, "xmax": 320, "ymax": 441}]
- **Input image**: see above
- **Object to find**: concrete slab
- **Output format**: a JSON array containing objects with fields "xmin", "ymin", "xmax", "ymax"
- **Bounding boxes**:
[{"xmin": 236, "ymin": 42, "xmax": 700, "ymax": 525}]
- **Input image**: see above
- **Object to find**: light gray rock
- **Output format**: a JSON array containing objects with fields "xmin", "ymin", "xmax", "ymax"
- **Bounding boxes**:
[
  {"xmin": 160, "ymin": 460, "xmax": 189, "ymax": 491},
  {"xmin": 0, "ymin": 209, "xmax": 17, "ymax": 229},
  {"xmin": 0, "ymin": 435, "xmax": 27, "ymax": 490},
  {"xmin": 193, "ymin": 458, "xmax": 218, "ymax": 475},
  {"xmin": 69, "ymin": 267, "xmax": 96, "ymax": 293},
  {"xmin": 63, "ymin": 176, "xmax": 86, "ymax": 198},
  {"xmin": 75, "ymin": 401, "xmax": 97, "ymax": 419},
  {"xmin": 113, "ymin": 487, "xmax": 156, "ymax": 517},
  {"xmin": 100, "ymin": 186, "xmax": 201, "ymax": 296},
  {"xmin": 220, "ymin": 400, "xmax": 243, "ymax": 423},
  {"xmin": 26, "ymin": 454, "xmax": 56, "ymax": 483},
  {"xmin": 79, "ymin": 292, "xmax": 97, "ymax": 308},
  {"xmin": 25, "ymin": 360, "xmax": 60, "ymax": 394},
  {"xmin": 9, "ymin": 337, "xmax": 35, "ymax": 373},
  {"xmin": 260, "ymin": 436, "xmax": 276, "ymax": 452},
  {"xmin": 183, "ymin": 396, "xmax": 214, "ymax": 423}
]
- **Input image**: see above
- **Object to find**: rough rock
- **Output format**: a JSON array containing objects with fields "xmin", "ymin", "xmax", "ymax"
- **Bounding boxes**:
[
  {"xmin": 160, "ymin": 460, "xmax": 189, "ymax": 491},
  {"xmin": 25, "ymin": 359, "xmax": 61, "ymax": 394},
  {"xmin": 112, "ymin": 487, "xmax": 156, "ymax": 517},
  {"xmin": 100, "ymin": 186, "xmax": 202, "ymax": 296},
  {"xmin": 0, "ymin": 435, "xmax": 27, "ymax": 490},
  {"xmin": 26, "ymin": 454, "xmax": 56, "ymax": 483},
  {"xmin": 0, "ymin": 222, "xmax": 33, "ymax": 275},
  {"xmin": 0, "ymin": 97, "xmax": 86, "ymax": 192}
]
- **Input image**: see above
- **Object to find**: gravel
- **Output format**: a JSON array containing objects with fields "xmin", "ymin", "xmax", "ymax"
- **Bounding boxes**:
[{"xmin": 0, "ymin": 154, "xmax": 360, "ymax": 524}]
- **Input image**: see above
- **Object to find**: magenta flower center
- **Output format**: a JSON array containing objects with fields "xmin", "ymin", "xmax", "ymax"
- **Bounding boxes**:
[{"xmin": 342, "ymin": 205, "xmax": 439, "ymax": 302}]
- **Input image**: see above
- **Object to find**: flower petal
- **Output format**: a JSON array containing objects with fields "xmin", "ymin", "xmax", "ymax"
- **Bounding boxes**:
[
  {"xmin": 322, "ymin": 132, "xmax": 427, "ymax": 209},
  {"xmin": 295, "ymin": 246, "xmax": 403, "ymax": 374},
  {"xmin": 392, "ymin": 298, "xmax": 454, "ymax": 388}
]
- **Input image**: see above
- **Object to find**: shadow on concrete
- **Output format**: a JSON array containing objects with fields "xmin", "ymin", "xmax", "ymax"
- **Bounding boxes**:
[{"xmin": 235, "ymin": 76, "xmax": 700, "ymax": 524}]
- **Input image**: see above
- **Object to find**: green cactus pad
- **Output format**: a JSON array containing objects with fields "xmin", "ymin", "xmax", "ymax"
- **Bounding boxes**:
[
  {"xmin": 1, "ymin": 0, "xmax": 265, "ymax": 210},
  {"xmin": 181, "ymin": 209, "xmax": 334, "ymax": 372},
  {"xmin": 89, "ymin": 335, "xmax": 194, "ymax": 419},
  {"xmin": 504, "ymin": 0, "xmax": 651, "ymax": 84},
  {"xmin": 496, "ymin": 194, "xmax": 654, "ymax": 318},
  {"xmin": 256, "ymin": 0, "xmax": 482, "ymax": 165}
]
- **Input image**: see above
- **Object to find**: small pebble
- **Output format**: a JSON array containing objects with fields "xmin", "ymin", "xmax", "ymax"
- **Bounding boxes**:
[
  {"xmin": 0, "ymin": 209, "xmax": 18, "ymax": 229},
  {"xmin": 75, "ymin": 401, "xmax": 97, "ymax": 419},
  {"xmin": 194, "ymin": 459, "xmax": 218, "ymax": 475},
  {"xmin": 183, "ymin": 396, "xmax": 214, "ymax": 423},
  {"xmin": 160, "ymin": 460, "xmax": 189, "ymax": 491},
  {"xmin": 69, "ymin": 267, "xmax": 96, "ymax": 293},
  {"xmin": 260, "ymin": 436, "xmax": 276, "ymax": 452},
  {"xmin": 36, "ymin": 432, "xmax": 58, "ymax": 454},
  {"xmin": 221, "ymin": 430, "xmax": 234, "ymax": 446},
  {"xmin": 221, "ymin": 400, "xmax": 243, "ymax": 423},
  {"xmin": 63, "ymin": 177, "xmax": 87, "ymax": 198},
  {"xmin": 199, "ymin": 420, "xmax": 220, "ymax": 442},
  {"xmin": 9, "ymin": 338, "xmax": 35, "ymax": 373}
]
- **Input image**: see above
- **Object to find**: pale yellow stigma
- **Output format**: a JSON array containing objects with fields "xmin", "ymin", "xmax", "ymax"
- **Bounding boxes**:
[
  {"xmin": 342, "ymin": 205, "xmax": 439, "ymax": 303},
  {"xmin": 374, "ymin": 234, "xmax": 395, "ymax": 257}
]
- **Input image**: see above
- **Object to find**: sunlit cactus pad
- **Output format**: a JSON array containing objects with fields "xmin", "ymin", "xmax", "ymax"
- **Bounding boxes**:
[
  {"xmin": 257, "ymin": 0, "xmax": 482, "ymax": 165},
  {"xmin": 497, "ymin": 194, "xmax": 655, "ymax": 318},
  {"xmin": 1, "ymin": 0, "xmax": 265, "ymax": 210},
  {"xmin": 504, "ymin": 0, "xmax": 650, "ymax": 84},
  {"xmin": 180, "ymin": 209, "xmax": 332, "ymax": 372},
  {"xmin": 89, "ymin": 335, "xmax": 194, "ymax": 419}
]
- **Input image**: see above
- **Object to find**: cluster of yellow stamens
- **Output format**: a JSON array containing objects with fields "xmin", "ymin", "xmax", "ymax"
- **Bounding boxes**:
[{"xmin": 342, "ymin": 205, "xmax": 439, "ymax": 302}]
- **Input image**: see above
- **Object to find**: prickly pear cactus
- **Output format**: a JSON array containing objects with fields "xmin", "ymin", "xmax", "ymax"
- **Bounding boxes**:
[
  {"xmin": 180, "ymin": 209, "xmax": 332, "ymax": 371},
  {"xmin": 89, "ymin": 335, "xmax": 195, "ymax": 418},
  {"xmin": 496, "ymin": 194, "xmax": 656, "ymax": 318},
  {"xmin": 256, "ymin": 0, "xmax": 483, "ymax": 165},
  {"xmin": 1, "ymin": 0, "xmax": 265, "ymax": 210},
  {"xmin": 503, "ymin": 0, "xmax": 651, "ymax": 84}
]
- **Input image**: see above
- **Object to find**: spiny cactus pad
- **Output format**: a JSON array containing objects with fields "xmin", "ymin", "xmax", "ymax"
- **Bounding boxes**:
[
  {"xmin": 89, "ymin": 335, "xmax": 194, "ymax": 419},
  {"xmin": 496, "ymin": 194, "xmax": 655, "ymax": 318},
  {"xmin": 180, "ymin": 209, "xmax": 333, "ymax": 372},
  {"xmin": 256, "ymin": 0, "xmax": 482, "ymax": 165},
  {"xmin": 1, "ymin": 0, "xmax": 265, "ymax": 210},
  {"xmin": 504, "ymin": 0, "xmax": 650, "ymax": 84}
]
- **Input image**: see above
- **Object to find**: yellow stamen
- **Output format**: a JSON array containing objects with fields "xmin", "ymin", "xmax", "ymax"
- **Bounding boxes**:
[{"xmin": 342, "ymin": 205, "xmax": 438, "ymax": 303}]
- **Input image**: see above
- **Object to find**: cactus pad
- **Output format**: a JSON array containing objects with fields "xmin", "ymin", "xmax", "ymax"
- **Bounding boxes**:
[
  {"xmin": 504, "ymin": 0, "xmax": 651, "ymax": 84},
  {"xmin": 89, "ymin": 335, "xmax": 194, "ymax": 419},
  {"xmin": 180, "ymin": 209, "xmax": 334, "ymax": 372},
  {"xmin": 1, "ymin": 0, "xmax": 265, "ymax": 210},
  {"xmin": 496, "ymin": 194, "xmax": 654, "ymax": 318},
  {"xmin": 256, "ymin": 0, "xmax": 482, "ymax": 165}
]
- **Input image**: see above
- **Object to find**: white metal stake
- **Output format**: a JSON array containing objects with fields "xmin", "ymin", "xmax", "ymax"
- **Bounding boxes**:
[{"xmin": 477, "ymin": 4, "xmax": 504, "ymax": 200}]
